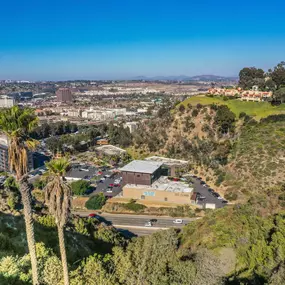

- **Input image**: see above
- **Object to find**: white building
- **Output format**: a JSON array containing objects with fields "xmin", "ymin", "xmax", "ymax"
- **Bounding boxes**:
[
  {"xmin": 0, "ymin": 97, "xmax": 15, "ymax": 108},
  {"xmin": 124, "ymin": 122, "xmax": 138, "ymax": 133}
]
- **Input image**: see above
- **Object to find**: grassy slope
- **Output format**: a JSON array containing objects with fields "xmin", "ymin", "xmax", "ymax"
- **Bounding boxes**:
[{"xmin": 182, "ymin": 95, "xmax": 285, "ymax": 120}]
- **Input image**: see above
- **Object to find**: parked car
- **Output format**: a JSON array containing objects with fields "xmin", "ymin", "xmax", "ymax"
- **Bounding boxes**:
[
  {"xmin": 98, "ymin": 171, "xmax": 103, "ymax": 175},
  {"xmin": 109, "ymin": 183, "xmax": 114, "ymax": 187},
  {"xmin": 222, "ymin": 200, "xmax": 228, "ymax": 204},
  {"xmin": 106, "ymin": 189, "xmax": 113, "ymax": 193},
  {"xmin": 198, "ymin": 196, "xmax": 206, "ymax": 200},
  {"xmin": 173, "ymin": 219, "xmax": 183, "ymax": 224},
  {"xmin": 144, "ymin": 221, "xmax": 152, "ymax": 227},
  {"xmin": 104, "ymin": 174, "xmax": 111, "ymax": 178},
  {"xmin": 114, "ymin": 184, "xmax": 121, "ymax": 187},
  {"xmin": 88, "ymin": 213, "xmax": 98, "ymax": 218},
  {"xmin": 99, "ymin": 177, "xmax": 106, "ymax": 182}
]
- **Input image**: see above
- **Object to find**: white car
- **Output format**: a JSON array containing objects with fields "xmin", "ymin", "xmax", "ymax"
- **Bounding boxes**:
[
  {"xmin": 104, "ymin": 174, "xmax": 111, "ymax": 178},
  {"xmin": 100, "ymin": 177, "xmax": 106, "ymax": 181},
  {"xmin": 106, "ymin": 189, "xmax": 113, "ymax": 193},
  {"xmin": 217, "ymin": 196, "xmax": 223, "ymax": 200},
  {"xmin": 144, "ymin": 221, "xmax": 152, "ymax": 227},
  {"xmin": 173, "ymin": 219, "xmax": 183, "ymax": 224}
]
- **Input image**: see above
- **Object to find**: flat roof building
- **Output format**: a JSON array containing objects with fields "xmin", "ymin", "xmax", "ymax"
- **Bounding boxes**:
[
  {"xmin": 120, "ymin": 160, "xmax": 163, "ymax": 186},
  {"xmin": 145, "ymin": 156, "xmax": 189, "ymax": 176},
  {"xmin": 122, "ymin": 176, "xmax": 195, "ymax": 205}
]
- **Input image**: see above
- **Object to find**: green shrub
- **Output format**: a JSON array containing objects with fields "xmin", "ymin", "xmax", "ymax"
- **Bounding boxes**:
[
  {"xmin": 71, "ymin": 180, "xmax": 91, "ymax": 196},
  {"xmin": 38, "ymin": 215, "xmax": 56, "ymax": 228},
  {"xmin": 192, "ymin": 109, "xmax": 199, "ymax": 117},
  {"xmin": 123, "ymin": 201, "xmax": 146, "ymax": 212},
  {"xmin": 85, "ymin": 193, "xmax": 107, "ymax": 210}
]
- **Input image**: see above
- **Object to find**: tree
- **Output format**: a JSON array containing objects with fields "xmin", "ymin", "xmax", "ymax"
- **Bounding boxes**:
[
  {"xmin": 269, "ymin": 62, "xmax": 285, "ymax": 89},
  {"xmin": 274, "ymin": 87, "xmax": 285, "ymax": 103},
  {"xmin": 239, "ymin": 67, "xmax": 265, "ymax": 90},
  {"xmin": 44, "ymin": 158, "xmax": 72, "ymax": 285},
  {"xmin": 71, "ymin": 180, "xmax": 91, "ymax": 196},
  {"xmin": 0, "ymin": 106, "xmax": 39, "ymax": 285},
  {"xmin": 85, "ymin": 193, "xmax": 107, "ymax": 210}
]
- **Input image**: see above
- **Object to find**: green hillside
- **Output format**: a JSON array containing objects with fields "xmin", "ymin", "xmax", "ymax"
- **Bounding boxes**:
[{"xmin": 182, "ymin": 95, "xmax": 285, "ymax": 120}]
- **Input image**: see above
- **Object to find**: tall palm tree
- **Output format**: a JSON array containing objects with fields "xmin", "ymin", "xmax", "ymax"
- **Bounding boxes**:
[
  {"xmin": 0, "ymin": 106, "xmax": 39, "ymax": 285},
  {"xmin": 44, "ymin": 158, "xmax": 71, "ymax": 285}
]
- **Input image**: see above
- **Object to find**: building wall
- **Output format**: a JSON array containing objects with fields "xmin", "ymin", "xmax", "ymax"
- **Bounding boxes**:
[
  {"xmin": 122, "ymin": 171, "xmax": 151, "ymax": 186},
  {"xmin": 0, "ymin": 98, "xmax": 15, "ymax": 108},
  {"xmin": 0, "ymin": 144, "xmax": 9, "ymax": 171},
  {"xmin": 123, "ymin": 186, "xmax": 193, "ymax": 204}
]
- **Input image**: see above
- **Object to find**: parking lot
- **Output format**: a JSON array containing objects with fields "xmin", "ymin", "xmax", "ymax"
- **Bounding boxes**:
[
  {"xmin": 65, "ymin": 164, "xmax": 123, "ymax": 198},
  {"xmin": 190, "ymin": 176, "xmax": 226, "ymax": 208}
]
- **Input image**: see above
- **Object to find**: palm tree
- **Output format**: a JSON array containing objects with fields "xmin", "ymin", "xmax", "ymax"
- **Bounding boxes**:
[
  {"xmin": 0, "ymin": 106, "xmax": 39, "ymax": 285},
  {"xmin": 44, "ymin": 158, "xmax": 71, "ymax": 285}
]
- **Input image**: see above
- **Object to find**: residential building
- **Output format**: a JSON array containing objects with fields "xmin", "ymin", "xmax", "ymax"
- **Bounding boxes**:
[
  {"xmin": 56, "ymin": 88, "xmax": 73, "ymax": 103},
  {"xmin": 0, "ymin": 96, "xmax": 15, "ymax": 108},
  {"xmin": 124, "ymin": 122, "xmax": 138, "ymax": 133}
]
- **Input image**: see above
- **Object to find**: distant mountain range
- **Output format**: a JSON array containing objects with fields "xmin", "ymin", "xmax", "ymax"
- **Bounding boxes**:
[{"xmin": 132, "ymin": 75, "xmax": 238, "ymax": 82}]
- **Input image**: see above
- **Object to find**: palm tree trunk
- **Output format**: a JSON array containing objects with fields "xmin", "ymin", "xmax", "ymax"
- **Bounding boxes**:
[
  {"xmin": 58, "ymin": 225, "xmax": 69, "ymax": 285},
  {"xmin": 19, "ymin": 177, "xmax": 39, "ymax": 285}
]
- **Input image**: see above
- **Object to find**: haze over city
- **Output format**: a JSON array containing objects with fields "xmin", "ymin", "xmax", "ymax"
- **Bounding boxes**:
[{"xmin": 1, "ymin": 0, "xmax": 285, "ymax": 80}]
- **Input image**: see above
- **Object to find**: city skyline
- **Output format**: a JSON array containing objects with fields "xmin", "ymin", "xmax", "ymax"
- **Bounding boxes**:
[{"xmin": 1, "ymin": 0, "xmax": 285, "ymax": 80}]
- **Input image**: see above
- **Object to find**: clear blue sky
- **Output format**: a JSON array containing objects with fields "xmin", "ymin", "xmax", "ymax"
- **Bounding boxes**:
[{"xmin": 1, "ymin": 0, "xmax": 285, "ymax": 80}]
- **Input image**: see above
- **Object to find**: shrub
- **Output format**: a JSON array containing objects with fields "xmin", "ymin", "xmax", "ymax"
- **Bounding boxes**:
[
  {"xmin": 38, "ymin": 215, "xmax": 56, "ymax": 228},
  {"xmin": 224, "ymin": 192, "xmax": 238, "ymax": 201},
  {"xmin": 71, "ymin": 180, "xmax": 91, "ymax": 196},
  {"xmin": 215, "ymin": 172, "xmax": 226, "ymax": 186},
  {"xmin": 239, "ymin": 112, "xmax": 247, "ymax": 119},
  {"xmin": 123, "ymin": 201, "xmax": 146, "ymax": 212},
  {"xmin": 192, "ymin": 109, "xmax": 199, "ymax": 117},
  {"xmin": 179, "ymin": 104, "xmax": 185, "ymax": 113},
  {"xmin": 85, "ymin": 193, "xmax": 107, "ymax": 210}
]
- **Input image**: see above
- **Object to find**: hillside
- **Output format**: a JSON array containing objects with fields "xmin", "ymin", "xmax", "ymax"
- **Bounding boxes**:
[
  {"xmin": 181, "ymin": 95, "xmax": 285, "ymax": 120},
  {"xmin": 132, "ymin": 98, "xmax": 285, "ymax": 202}
]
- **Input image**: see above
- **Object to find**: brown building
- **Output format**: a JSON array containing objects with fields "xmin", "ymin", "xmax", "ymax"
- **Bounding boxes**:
[
  {"xmin": 120, "ymin": 160, "xmax": 163, "ymax": 186},
  {"xmin": 56, "ymin": 88, "xmax": 73, "ymax": 103}
]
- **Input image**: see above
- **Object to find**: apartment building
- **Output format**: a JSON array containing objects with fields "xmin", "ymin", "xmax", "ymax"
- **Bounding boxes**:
[
  {"xmin": 56, "ymin": 88, "xmax": 73, "ymax": 103},
  {"xmin": 0, "ymin": 96, "xmax": 15, "ymax": 108}
]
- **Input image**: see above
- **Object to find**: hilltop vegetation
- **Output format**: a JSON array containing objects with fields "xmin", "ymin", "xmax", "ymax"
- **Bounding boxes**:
[
  {"xmin": 180, "ymin": 95, "xmax": 285, "ymax": 120},
  {"xmin": 132, "ymin": 97, "xmax": 285, "ymax": 202}
]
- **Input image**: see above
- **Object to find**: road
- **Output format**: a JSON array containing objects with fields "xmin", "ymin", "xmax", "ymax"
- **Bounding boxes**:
[{"xmin": 73, "ymin": 211, "xmax": 199, "ymax": 236}]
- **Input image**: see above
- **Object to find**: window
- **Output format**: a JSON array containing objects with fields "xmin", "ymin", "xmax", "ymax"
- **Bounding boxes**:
[
  {"xmin": 137, "ymin": 174, "xmax": 140, "ymax": 177},
  {"xmin": 141, "ymin": 195, "xmax": 145, "ymax": 200},
  {"xmin": 164, "ymin": 197, "xmax": 168, "ymax": 201}
]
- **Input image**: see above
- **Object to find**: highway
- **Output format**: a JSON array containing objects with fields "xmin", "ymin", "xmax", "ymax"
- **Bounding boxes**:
[{"xmin": 73, "ymin": 211, "xmax": 199, "ymax": 236}]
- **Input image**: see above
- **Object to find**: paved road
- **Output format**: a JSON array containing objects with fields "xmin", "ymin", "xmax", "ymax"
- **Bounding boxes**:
[{"xmin": 73, "ymin": 211, "xmax": 199, "ymax": 236}]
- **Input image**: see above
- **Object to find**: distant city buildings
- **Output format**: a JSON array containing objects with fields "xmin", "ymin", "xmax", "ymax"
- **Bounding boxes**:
[
  {"xmin": 124, "ymin": 121, "xmax": 138, "ymax": 133},
  {"xmin": 56, "ymin": 88, "xmax": 73, "ymax": 103},
  {"xmin": 208, "ymin": 87, "xmax": 273, "ymax": 102},
  {"xmin": 0, "ymin": 96, "xmax": 15, "ymax": 108}
]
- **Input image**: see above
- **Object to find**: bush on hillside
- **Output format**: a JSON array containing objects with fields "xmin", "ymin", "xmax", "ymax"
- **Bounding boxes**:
[
  {"xmin": 71, "ymin": 180, "xmax": 91, "ymax": 196},
  {"xmin": 123, "ymin": 201, "xmax": 146, "ymax": 212},
  {"xmin": 85, "ymin": 193, "xmax": 107, "ymax": 210},
  {"xmin": 192, "ymin": 109, "xmax": 199, "ymax": 117}
]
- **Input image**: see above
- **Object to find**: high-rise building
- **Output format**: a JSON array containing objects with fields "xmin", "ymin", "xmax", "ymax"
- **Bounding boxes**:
[
  {"xmin": 56, "ymin": 88, "xmax": 73, "ymax": 103},
  {"xmin": 0, "ymin": 135, "xmax": 34, "ymax": 172},
  {"xmin": 0, "ymin": 96, "xmax": 15, "ymax": 108}
]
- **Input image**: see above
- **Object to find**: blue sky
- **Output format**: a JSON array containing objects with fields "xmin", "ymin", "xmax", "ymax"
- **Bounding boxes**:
[{"xmin": 1, "ymin": 0, "xmax": 285, "ymax": 80}]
